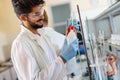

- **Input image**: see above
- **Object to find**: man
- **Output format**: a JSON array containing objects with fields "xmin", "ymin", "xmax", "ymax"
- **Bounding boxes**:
[{"xmin": 11, "ymin": 0, "xmax": 78, "ymax": 80}]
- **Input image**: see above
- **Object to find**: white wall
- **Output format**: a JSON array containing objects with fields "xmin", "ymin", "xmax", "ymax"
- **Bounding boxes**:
[
  {"xmin": 0, "ymin": 33, "xmax": 7, "ymax": 62},
  {"xmin": 0, "ymin": 0, "xmax": 20, "ymax": 62}
]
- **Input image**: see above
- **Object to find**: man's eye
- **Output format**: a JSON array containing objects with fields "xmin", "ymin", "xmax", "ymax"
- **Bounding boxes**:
[{"xmin": 35, "ymin": 13, "xmax": 40, "ymax": 16}]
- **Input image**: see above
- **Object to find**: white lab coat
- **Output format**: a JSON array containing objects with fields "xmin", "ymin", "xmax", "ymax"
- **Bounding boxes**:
[{"xmin": 11, "ymin": 25, "xmax": 67, "ymax": 80}]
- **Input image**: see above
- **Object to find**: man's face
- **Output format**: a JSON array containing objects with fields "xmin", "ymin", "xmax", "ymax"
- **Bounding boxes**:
[{"xmin": 26, "ymin": 4, "xmax": 45, "ymax": 29}]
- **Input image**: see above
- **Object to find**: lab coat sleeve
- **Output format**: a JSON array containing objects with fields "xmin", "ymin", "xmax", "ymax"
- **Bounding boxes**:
[
  {"xmin": 43, "ymin": 27, "xmax": 65, "ymax": 56},
  {"xmin": 35, "ymin": 57, "xmax": 67, "ymax": 80},
  {"xmin": 11, "ymin": 41, "xmax": 67, "ymax": 80}
]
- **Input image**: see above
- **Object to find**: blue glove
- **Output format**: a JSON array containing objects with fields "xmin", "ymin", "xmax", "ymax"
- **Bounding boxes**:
[{"xmin": 60, "ymin": 39, "xmax": 78, "ymax": 62}]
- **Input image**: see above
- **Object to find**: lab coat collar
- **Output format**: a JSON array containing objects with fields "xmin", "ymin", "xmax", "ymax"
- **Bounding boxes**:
[
  {"xmin": 37, "ymin": 26, "xmax": 54, "ymax": 34},
  {"xmin": 20, "ymin": 25, "xmax": 46, "ymax": 40}
]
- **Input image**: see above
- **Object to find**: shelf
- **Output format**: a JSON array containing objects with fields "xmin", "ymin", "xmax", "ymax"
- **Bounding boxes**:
[{"xmin": 95, "ymin": 2, "xmax": 120, "ymax": 20}]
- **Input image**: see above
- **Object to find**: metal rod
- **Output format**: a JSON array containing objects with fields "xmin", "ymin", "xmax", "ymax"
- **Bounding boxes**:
[{"xmin": 77, "ymin": 5, "xmax": 92, "ymax": 80}]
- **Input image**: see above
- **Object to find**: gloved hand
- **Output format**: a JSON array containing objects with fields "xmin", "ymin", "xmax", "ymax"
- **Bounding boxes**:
[{"xmin": 60, "ymin": 39, "xmax": 78, "ymax": 62}]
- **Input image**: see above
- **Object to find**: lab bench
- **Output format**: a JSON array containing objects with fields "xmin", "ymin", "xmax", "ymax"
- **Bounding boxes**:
[{"xmin": 0, "ymin": 62, "xmax": 18, "ymax": 80}]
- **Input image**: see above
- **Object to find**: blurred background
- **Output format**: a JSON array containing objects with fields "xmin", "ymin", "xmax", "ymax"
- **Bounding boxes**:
[{"xmin": 0, "ymin": 0, "xmax": 120, "ymax": 80}]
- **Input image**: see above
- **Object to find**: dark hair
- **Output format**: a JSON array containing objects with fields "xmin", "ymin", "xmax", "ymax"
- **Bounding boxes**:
[{"xmin": 11, "ymin": 0, "xmax": 45, "ymax": 18}]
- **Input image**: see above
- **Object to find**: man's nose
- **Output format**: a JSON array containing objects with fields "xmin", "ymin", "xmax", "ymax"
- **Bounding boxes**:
[{"xmin": 40, "ymin": 15, "xmax": 44, "ymax": 20}]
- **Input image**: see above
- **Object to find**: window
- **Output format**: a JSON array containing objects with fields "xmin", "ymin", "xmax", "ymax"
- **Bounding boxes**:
[{"xmin": 51, "ymin": 3, "xmax": 70, "ymax": 34}]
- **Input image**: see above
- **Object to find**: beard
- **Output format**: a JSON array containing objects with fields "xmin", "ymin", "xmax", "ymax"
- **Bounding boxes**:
[{"xmin": 27, "ymin": 18, "xmax": 43, "ymax": 29}]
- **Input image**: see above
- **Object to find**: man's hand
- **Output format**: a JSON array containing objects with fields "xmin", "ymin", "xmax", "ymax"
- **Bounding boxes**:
[{"xmin": 60, "ymin": 39, "xmax": 78, "ymax": 63}]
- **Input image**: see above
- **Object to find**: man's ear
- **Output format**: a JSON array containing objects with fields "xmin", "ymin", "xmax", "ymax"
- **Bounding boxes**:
[{"xmin": 19, "ymin": 14, "xmax": 27, "ymax": 21}]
